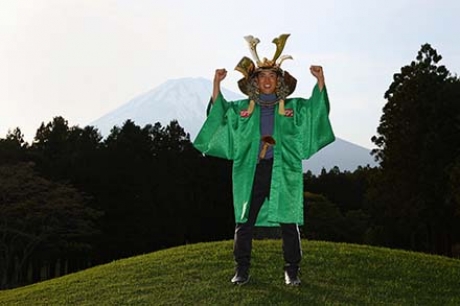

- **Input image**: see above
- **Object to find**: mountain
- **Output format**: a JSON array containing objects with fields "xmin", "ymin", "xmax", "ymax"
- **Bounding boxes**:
[
  {"xmin": 91, "ymin": 77, "xmax": 240, "ymax": 139},
  {"xmin": 302, "ymin": 138, "xmax": 376, "ymax": 174},
  {"xmin": 90, "ymin": 77, "xmax": 378, "ymax": 174}
]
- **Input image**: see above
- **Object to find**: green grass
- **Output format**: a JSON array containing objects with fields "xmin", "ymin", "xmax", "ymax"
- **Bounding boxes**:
[{"xmin": 1, "ymin": 240, "xmax": 459, "ymax": 305}]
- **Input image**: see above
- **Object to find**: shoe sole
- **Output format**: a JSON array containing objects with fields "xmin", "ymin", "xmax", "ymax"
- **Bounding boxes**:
[
  {"xmin": 285, "ymin": 281, "xmax": 301, "ymax": 286},
  {"xmin": 231, "ymin": 275, "xmax": 250, "ymax": 285}
]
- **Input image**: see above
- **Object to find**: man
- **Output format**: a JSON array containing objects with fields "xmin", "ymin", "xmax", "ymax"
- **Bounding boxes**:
[{"xmin": 194, "ymin": 34, "xmax": 335, "ymax": 286}]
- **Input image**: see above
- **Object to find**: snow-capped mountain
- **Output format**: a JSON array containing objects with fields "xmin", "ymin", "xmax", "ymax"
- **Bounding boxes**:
[
  {"xmin": 90, "ymin": 77, "xmax": 378, "ymax": 174},
  {"xmin": 91, "ymin": 77, "xmax": 241, "ymax": 139}
]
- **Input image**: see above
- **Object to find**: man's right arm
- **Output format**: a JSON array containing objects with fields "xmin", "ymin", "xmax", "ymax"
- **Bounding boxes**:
[
  {"xmin": 212, "ymin": 68, "xmax": 227, "ymax": 103},
  {"xmin": 194, "ymin": 68, "xmax": 234, "ymax": 160}
]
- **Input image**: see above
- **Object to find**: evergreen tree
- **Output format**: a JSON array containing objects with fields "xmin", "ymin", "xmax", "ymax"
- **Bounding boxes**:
[
  {"xmin": 0, "ymin": 128, "xmax": 28, "ymax": 165},
  {"xmin": 303, "ymin": 192, "xmax": 345, "ymax": 242},
  {"xmin": 370, "ymin": 44, "xmax": 460, "ymax": 255},
  {"xmin": 0, "ymin": 162, "xmax": 100, "ymax": 288}
]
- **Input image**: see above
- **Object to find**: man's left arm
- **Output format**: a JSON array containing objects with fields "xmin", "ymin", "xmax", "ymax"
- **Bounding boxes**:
[
  {"xmin": 310, "ymin": 65, "xmax": 325, "ymax": 91},
  {"xmin": 298, "ymin": 66, "xmax": 335, "ymax": 159}
]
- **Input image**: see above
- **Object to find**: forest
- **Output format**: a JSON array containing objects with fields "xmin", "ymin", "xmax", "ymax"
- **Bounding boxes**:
[{"xmin": 1, "ymin": 44, "xmax": 459, "ymax": 289}]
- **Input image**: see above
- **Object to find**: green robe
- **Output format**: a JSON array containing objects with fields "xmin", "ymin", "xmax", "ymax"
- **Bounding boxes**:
[{"xmin": 193, "ymin": 84, "xmax": 335, "ymax": 226}]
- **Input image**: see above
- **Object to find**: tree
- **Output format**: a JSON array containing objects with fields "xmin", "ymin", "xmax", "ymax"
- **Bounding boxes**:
[
  {"xmin": 0, "ymin": 162, "xmax": 101, "ymax": 288},
  {"xmin": 304, "ymin": 166, "xmax": 371, "ymax": 214},
  {"xmin": 303, "ymin": 192, "xmax": 344, "ymax": 241},
  {"xmin": 0, "ymin": 128, "xmax": 28, "ymax": 165},
  {"xmin": 93, "ymin": 119, "xmax": 199, "ymax": 260},
  {"xmin": 370, "ymin": 44, "xmax": 460, "ymax": 255},
  {"xmin": 31, "ymin": 116, "xmax": 103, "ymax": 180}
]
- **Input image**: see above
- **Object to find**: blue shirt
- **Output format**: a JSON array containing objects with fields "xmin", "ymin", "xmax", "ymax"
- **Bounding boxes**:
[{"xmin": 259, "ymin": 94, "xmax": 276, "ymax": 160}]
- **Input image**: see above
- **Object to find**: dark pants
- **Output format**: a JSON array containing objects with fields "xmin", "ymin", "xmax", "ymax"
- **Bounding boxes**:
[{"xmin": 233, "ymin": 159, "xmax": 302, "ymax": 268}]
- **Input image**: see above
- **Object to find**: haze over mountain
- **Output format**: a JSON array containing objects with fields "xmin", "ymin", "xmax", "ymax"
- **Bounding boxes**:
[{"xmin": 91, "ymin": 77, "xmax": 378, "ymax": 174}]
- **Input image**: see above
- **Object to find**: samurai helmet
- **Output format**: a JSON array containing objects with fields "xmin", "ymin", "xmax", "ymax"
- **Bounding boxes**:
[{"xmin": 235, "ymin": 34, "xmax": 297, "ymax": 108}]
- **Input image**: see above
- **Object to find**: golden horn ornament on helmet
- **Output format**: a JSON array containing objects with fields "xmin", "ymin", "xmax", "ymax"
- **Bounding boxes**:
[
  {"xmin": 276, "ymin": 54, "xmax": 294, "ymax": 66},
  {"xmin": 244, "ymin": 35, "xmax": 262, "ymax": 66},
  {"xmin": 271, "ymin": 34, "xmax": 291, "ymax": 64},
  {"xmin": 235, "ymin": 56, "xmax": 255, "ymax": 79}
]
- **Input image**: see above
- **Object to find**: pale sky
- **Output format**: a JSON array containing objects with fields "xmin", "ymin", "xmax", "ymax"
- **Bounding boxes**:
[{"xmin": 1, "ymin": 0, "xmax": 459, "ymax": 148}]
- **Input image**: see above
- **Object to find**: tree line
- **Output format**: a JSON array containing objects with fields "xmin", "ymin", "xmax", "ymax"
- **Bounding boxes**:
[
  {"xmin": 1, "ymin": 43, "xmax": 459, "ymax": 289},
  {"xmin": 1, "ymin": 119, "xmax": 235, "ymax": 289}
]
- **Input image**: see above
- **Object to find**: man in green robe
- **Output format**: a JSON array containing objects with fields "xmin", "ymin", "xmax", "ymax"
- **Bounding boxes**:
[{"xmin": 194, "ymin": 34, "xmax": 335, "ymax": 286}]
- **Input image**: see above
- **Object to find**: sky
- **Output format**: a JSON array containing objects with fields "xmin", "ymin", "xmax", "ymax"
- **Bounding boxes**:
[{"xmin": 1, "ymin": 0, "xmax": 459, "ymax": 149}]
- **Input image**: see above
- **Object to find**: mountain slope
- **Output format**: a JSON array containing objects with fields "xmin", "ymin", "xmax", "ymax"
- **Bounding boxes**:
[
  {"xmin": 91, "ymin": 77, "xmax": 378, "ymax": 173},
  {"xmin": 1, "ymin": 240, "xmax": 459, "ymax": 304},
  {"xmin": 303, "ymin": 137, "xmax": 376, "ymax": 174},
  {"xmin": 91, "ymin": 77, "xmax": 241, "ymax": 139}
]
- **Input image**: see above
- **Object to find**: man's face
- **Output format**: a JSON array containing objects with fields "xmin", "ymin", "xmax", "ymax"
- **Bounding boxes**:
[{"xmin": 256, "ymin": 70, "xmax": 278, "ymax": 95}]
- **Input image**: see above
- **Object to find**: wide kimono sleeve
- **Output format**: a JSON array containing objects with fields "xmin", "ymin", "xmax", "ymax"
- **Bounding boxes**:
[
  {"xmin": 299, "ymin": 84, "xmax": 335, "ymax": 159},
  {"xmin": 193, "ymin": 92, "xmax": 235, "ymax": 160}
]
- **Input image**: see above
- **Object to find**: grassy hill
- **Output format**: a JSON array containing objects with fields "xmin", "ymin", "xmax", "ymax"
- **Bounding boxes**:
[{"xmin": 0, "ymin": 240, "xmax": 459, "ymax": 305}]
